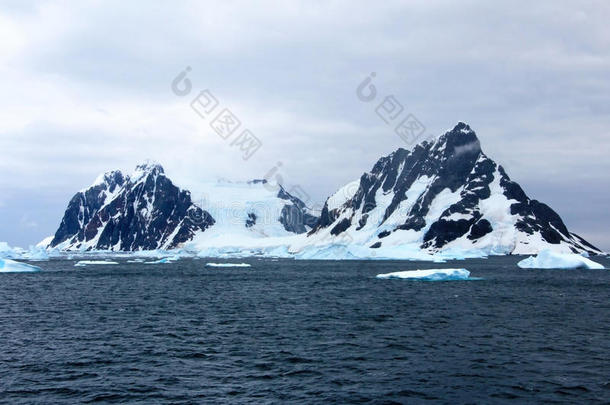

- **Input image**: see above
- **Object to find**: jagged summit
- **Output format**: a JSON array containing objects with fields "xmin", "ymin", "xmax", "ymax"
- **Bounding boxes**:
[
  {"xmin": 427, "ymin": 121, "xmax": 482, "ymax": 159},
  {"xmin": 130, "ymin": 161, "xmax": 165, "ymax": 184},
  {"xmin": 87, "ymin": 162, "xmax": 165, "ymax": 191},
  {"xmin": 452, "ymin": 121, "xmax": 475, "ymax": 133},
  {"xmin": 87, "ymin": 170, "xmax": 125, "ymax": 191},
  {"xmin": 134, "ymin": 161, "xmax": 164, "ymax": 175}
]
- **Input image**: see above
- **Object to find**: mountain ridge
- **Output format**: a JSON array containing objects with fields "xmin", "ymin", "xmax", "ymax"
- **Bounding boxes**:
[
  {"xmin": 49, "ymin": 164, "xmax": 318, "ymax": 251},
  {"xmin": 45, "ymin": 122, "xmax": 601, "ymax": 256}
]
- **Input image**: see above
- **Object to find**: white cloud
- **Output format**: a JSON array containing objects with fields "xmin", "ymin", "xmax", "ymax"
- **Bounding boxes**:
[{"xmin": 19, "ymin": 214, "xmax": 38, "ymax": 229}]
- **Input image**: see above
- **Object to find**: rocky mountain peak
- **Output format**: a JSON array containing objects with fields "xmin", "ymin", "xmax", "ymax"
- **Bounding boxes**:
[
  {"xmin": 308, "ymin": 123, "xmax": 600, "ymax": 255},
  {"xmin": 432, "ymin": 121, "xmax": 482, "ymax": 159},
  {"xmin": 49, "ymin": 163, "xmax": 214, "ymax": 251},
  {"xmin": 133, "ymin": 161, "xmax": 165, "ymax": 178}
]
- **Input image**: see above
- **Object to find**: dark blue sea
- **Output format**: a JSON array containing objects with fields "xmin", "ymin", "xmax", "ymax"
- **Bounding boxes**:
[{"xmin": 1, "ymin": 256, "xmax": 609, "ymax": 404}]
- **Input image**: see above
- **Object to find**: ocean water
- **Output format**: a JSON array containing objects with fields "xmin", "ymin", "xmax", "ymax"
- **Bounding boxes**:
[{"xmin": 0, "ymin": 256, "xmax": 609, "ymax": 404}]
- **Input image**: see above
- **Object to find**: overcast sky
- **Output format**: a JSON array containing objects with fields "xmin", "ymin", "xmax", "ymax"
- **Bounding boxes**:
[{"xmin": 1, "ymin": 0, "xmax": 609, "ymax": 250}]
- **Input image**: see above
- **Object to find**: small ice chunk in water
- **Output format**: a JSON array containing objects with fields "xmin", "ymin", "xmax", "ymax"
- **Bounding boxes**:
[
  {"xmin": 0, "ymin": 258, "xmax": 41, "ymax": 273},
  {"xmin": 376, "ymin": 268, "xmax": 470, "ymax": 281},
  {"xmin": 517, "ymin": 249, "xmax": 603, "ymax": 270},
  {"xmin": 144, "ymin": 257, "xmax": 180, "ymax": 264},
  {"xmin": 74, "ymin": 260, "xmax": 119, "ymax": 267},
  {"xmin": 206, "ymin": 263, "xmax": 251, "ymax": 268}
]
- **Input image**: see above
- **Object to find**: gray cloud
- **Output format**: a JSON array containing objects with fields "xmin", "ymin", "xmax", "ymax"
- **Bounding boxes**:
[{"xmin": 1, "ymin": 0, "xmax": 608, "ymax": 249}]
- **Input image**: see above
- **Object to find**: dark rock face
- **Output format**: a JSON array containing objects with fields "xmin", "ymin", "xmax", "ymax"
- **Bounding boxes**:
[
  {"xmin": 245, "ymin": 213, "xmax": 257, "ymax": 228},
  {"xmin": 330, "ymin": 218, "xmax": 351, "ymax": 236},
  {"xmin": 49, "ymin": 163, "xmax": 214, "ymax": 251},
  {"xmin": 277, "ymin": 186, "xmax": 319, "ymax": 233},
  {"xmin": 310, "ymin": 122, "xmax": 601, "ymax": 255}
]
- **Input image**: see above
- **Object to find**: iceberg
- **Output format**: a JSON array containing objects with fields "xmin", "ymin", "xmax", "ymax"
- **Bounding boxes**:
[
  {"xmin": 376, "ymin": 268, "xmax": 471, "ymax": 281},
  {"xmin": 205, "ymin": 262, "xmax": 251, "ymax": 268},
  {"xmin": 74, "ymin": 260, "xmax": 119, "ymax": 267},
  {"xmin": 0, "ymin": 258, "xmax": 41, "ymax": 273},
  {"xmin": 23, "ymin": 245, "xmax": 49, "ymax": 261},
  {"xmin": 0, "ymin": 242, "xmax": 21, "ymax": 259},
  {"xmin": 517, "ymin": 249, "xmax": 604, "ymax": 270}
]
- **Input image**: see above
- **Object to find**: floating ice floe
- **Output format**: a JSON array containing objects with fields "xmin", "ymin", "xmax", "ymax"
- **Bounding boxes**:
[
  {"xmin": 0, "ymin": 258, "xmax": 41, "ymax": 273},
  {"xmin": 144, "ymin": 257, "xmax": 180, "ymax": 264},
  {"xmin": 74, "ymin": 260, "xmax": 119, "ymax": 267},
  {"xmin": 127, "ymin": 258, "xmax": 146, "ymax": 263},
  {"xmin": 517, "ymin": 249, "xmax": 604, "ymax": 270},
  {"xmin": 205, "ymin": 263, "xmax": 251, "ymax": 268},
  {"xmin": 376, "ymin": 268, "xmax": 471, "ymax": 281}
]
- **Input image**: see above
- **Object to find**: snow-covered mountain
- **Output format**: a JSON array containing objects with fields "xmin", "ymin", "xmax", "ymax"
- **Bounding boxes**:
[
  {"xmin": 43, "ymin": 122, "xmax": 601, "ymax": 258},
  {"xmin": 47, "ymin": 164, "xmax": 317, "ymax": 252},
  {"xmin": 302, "ymin": 122, "xmax": 601, "ymax": 256},
  {"xmin": 48, "ymin": 162, "xmax": 214, "ymax": 251}
]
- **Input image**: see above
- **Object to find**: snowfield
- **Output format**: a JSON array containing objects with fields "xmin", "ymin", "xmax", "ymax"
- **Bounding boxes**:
[
  {"xmin": 376, "ymin": 268, "xmax": 471, "ymax": 281},
  {"xmin": 517, "ymin": 249, "xmax": 604, "ymax": 270}
]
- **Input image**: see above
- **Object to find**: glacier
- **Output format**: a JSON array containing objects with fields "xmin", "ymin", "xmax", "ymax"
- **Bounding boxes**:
[
  {"xmin": 376, "ymin": 268, "xmax": 471, "ymax": 281},
  {"xmin": 0, "ymin": 258, "xmax": 41, "ymax": 273},
  {"xmin": 517, "ymin": 249, "xmax": 604, "ymax": 270}
]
